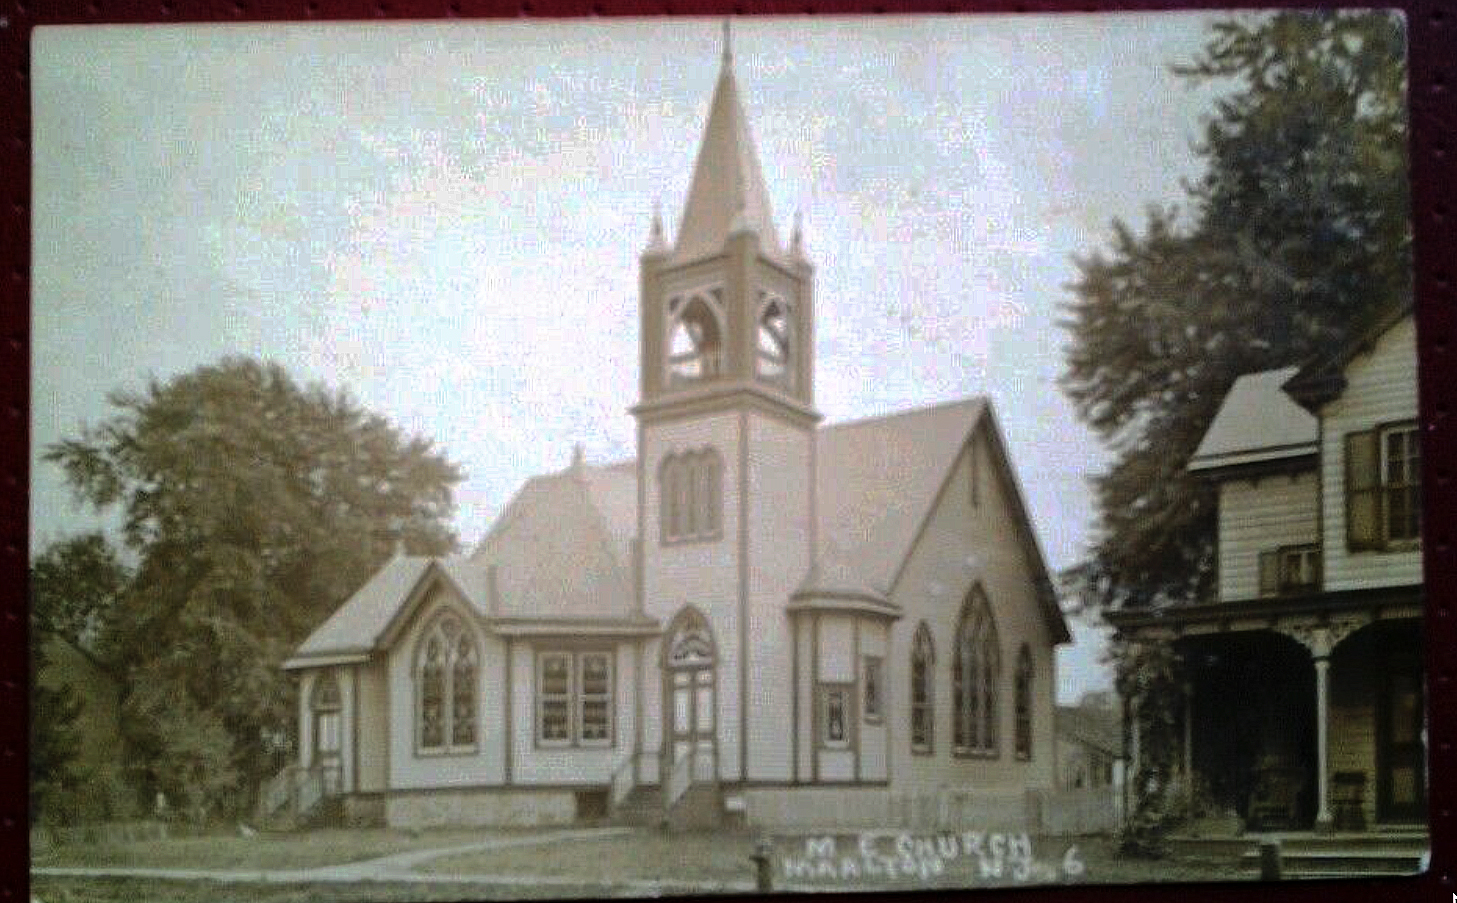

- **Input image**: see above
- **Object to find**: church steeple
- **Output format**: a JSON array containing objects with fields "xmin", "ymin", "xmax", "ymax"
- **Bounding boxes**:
[{"xmin": 671, "ymin": 22, "xmax": 783, "ymax": 264}]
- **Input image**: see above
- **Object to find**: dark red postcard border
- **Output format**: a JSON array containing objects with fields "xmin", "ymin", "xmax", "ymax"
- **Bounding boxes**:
[{"xmin": 1, "ymin": 1, "xmax": 1451, "ymax": 902}]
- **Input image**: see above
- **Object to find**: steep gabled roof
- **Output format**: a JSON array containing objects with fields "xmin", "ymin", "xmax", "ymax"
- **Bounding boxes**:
[
  {"xmin": 1283, "ymin": 298, "xmax": 1415, "ymax": 412},
  {"xmin": 472, "ymin": 466, "xmax": 635, "ymax": 619},
  {"xmin": 670, "ymin": 44, "xmax": 783, "ymax": 265},
  {"xmin": 1056, "ymin": 704, "xmax": 1121, "ymax": 756},
  {"xmin": 289, "ymin": 397, "xmax": 1071, "ymax": 661},
  {"xmin": 1188, "ymin": 366, "xmax": 1319, "ymax": 473}
]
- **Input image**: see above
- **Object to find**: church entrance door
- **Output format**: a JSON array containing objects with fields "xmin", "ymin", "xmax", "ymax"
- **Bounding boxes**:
[{"xmin": 662, "ymin": 608, "xmax": 717, "ymax": 784}]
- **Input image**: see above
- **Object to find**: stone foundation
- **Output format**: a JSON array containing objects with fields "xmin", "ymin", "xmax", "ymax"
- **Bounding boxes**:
[
  {"xmin": 386, "ymin": 787, "xmax": 580, "ymax": 829},
  {"xmin": 343, "ymin": 793, "xmax": 387, "ymax": 828},
  {"xmin": 742, "ymin": 786, "xmax": 1048, "ymax": 832}
]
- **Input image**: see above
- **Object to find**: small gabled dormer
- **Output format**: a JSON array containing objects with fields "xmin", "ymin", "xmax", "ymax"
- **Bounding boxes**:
[{"xmin": 1188, "ymin": 367, "xmax": 1321, "ymax": 602}]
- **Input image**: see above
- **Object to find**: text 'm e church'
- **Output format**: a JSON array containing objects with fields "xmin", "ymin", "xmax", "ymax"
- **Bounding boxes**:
[{"xmin": 280, "ymin": 31, "xmax": 1071, "ymax": 831}]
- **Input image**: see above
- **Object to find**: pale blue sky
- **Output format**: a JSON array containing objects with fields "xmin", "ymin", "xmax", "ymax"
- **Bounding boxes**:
[{"xmin": 32, "ymin": 13, "xmax": 1234, "ymax": 702}]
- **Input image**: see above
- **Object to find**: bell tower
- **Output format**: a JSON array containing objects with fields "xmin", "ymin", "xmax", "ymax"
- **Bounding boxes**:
[
  {"xmin": 633, "ymin": 25, "xmax": 819, "ymax": 787},
  {"xmin": 636, "ymin": 25, "xmax": 815, "ymax": 417}
]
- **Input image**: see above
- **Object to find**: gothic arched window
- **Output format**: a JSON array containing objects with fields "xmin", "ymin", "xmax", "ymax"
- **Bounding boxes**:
[
  {"xmin": 755, "ymin": 292, "xmax": 793, "ymax": 387},
  {"xmin": 1014, "ymin": 644, "xmax": 1033, "ymax": 761},
  {"xmin": 910, "ymin": 621, "xmax": 934, "ymax": 754},
  {"xmin": 667, "ymin": 292, "xmax": 724, "ymax": 386},
  {"xmin": 416, "ymin": 611, "xmax": 478, "ymax": 753},
  {"xmin": 660, "ymin": 448, "xmax": 722, "ymax": 544},
  {"xmin": 953, "ymin": 587, "xmax": 1000, "ymax": 756}
]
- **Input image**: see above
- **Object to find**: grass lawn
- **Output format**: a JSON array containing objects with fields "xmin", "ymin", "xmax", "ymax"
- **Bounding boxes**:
[
  {"xmin": 32, "ymin": 826, "xmax": 531, "ymax": 871},
  {"xmin": 29, "ymin": 877, "xmax": 604, "ymax": 903},
  {"xmin": 417, "ymin": 830, "xmax": 1252, "ymax": 891}
]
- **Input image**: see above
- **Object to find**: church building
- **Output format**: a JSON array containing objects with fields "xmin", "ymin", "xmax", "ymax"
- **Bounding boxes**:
[{"xmin": 276, "ymin": 34, "xmax": 1070, "ymax": 831}]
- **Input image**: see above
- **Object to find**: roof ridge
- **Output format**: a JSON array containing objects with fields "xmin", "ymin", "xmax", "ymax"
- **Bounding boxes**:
[{"xmin": 819, "ymin": 394, "xmax": 986, "ymax": 433}]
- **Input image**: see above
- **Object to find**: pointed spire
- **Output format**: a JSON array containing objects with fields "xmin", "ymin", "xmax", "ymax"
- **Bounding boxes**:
[
  {"xmin": 671, "ymin": 24, "xmax": 783, "ymax": 263},
  {"xmin": 644, "ymin": 199, "xmax": 668, "ymax": 256},
  {"xmin": 570, "ymin": 442, "xmax": 585, "ymax": 475},
  {"xmin": 790, "ymin": 210, "xmax": 805, "ymax": 259},
  {"xmin": 722, "ymin": 19, "xmax": 732, "ymax": 66}
]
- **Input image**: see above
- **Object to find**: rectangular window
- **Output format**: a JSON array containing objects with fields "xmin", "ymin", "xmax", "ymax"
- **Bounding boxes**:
[
  {"xmin": 1381, "ymin": 424, "xmax": 1421, "ymax": 543},
  {"xmin": 536, "ymin": 650, "xmax": 615, "ymax": 748},
  {"xmin": 578, "ymin": 652, "xmax": 613, "ymax": 745},
  {"xmin": 862, "ymin": 656, "xmax": 883, "ymax": 724},
  {"xmin": 1259, "ymin": 544, "xmax": 1321, "ymax": 597},
  {"xmin": 819, "ymin": 684, "xmax": 851, "ymax": 749},
  {"xmin": 537, "ymin": 652, "xmax": 572, "ymax": 746},
  {"xmin": 1347, "ymin": 423, "xmax": 1421, "ymax": 551}
]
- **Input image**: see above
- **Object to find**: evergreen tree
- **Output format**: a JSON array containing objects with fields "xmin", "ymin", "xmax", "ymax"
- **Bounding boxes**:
[
  {"xmin": 1061, "ymin": 10, "xmax": 1410, "ymax": 613},
  {"xmin": 46, "ymin": 357, "xmax": 463, "ymax": 818}
]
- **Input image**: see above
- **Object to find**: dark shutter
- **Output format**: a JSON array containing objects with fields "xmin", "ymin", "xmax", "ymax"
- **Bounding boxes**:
[
  {"xmin": 1258, "ymin": 551, "xmax": 1280, "ymax": 597},
  {"xmin": 1346, "ymin": 430, "xmax": 1381, "ymax": 550}
]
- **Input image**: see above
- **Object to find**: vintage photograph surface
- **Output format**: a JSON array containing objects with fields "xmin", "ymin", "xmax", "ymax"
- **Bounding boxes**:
[{"xmin": 29, "ymin": 9, "xmax": 1423, "ymax": 899}]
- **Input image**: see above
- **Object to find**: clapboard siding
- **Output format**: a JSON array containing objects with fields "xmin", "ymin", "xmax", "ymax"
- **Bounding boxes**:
[
  {"xmin": 1217, "ymin": 472, "xmax": 1319, "ymax": 602},
  {"xmin": 1321, "ymin": 316, "xmax": 1423, "ymax": 592}
]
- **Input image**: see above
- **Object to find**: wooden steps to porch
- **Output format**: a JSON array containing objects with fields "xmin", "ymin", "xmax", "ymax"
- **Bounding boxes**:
[
  {"xmin": 1171, "ymin": 829, "xmax": 1428, "ymax": 880},
  {"xmin": 609, "ymin": 785, "xmax": 667, "ymax": 828}
]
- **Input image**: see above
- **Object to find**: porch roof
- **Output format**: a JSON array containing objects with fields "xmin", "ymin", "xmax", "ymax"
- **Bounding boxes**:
[{"xmin": 1104, "ymin": 584, "xmax": 1423, "ymax": 636}]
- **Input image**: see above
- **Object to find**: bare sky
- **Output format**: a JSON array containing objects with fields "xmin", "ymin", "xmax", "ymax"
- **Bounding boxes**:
[{"xmin": 32, "ymin": 13, "xmax": 1233, "ymax": 702}]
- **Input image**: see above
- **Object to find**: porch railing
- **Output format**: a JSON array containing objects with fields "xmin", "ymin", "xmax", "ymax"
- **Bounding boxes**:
[
  {"xmin": 666, "ymin": 746, "xmax": 717, "ymax": 810},
  {"xmin": 609, "ymin": 751, "xmax": 663, "ymax": 808},
  {"xmin": 255, "ymin": 762, "xmax": 341, "ymax": 824}
]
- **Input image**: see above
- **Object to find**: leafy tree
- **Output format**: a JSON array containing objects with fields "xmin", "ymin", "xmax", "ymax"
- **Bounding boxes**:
[
  {"xmin": 31, "ymin": 533, "xmax": 129, "ymax": 655},
  {"xmin": 46, "ymin": 357, "xmax": 463, "ymax": 818},
  {"xmin": 29, "ymin": 636, "xmax": 83, "ymax": 825},
  {"xmin": 29, "ymin": 534, "xmax": 129, "ymax": 824},
  {"xmin": 1062, "ymin": 10, "xmax": 1409, "ymax": 614}
]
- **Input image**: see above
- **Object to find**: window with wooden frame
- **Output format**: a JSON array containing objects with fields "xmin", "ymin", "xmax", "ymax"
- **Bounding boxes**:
[
  {"xmin": 311, "ymin": 671, "xmax": 343, "ymax": 757},
  {"xmin": 415, "ymin": 613, "xmax": 478, "ymax": 754},
  {"xmin": 1013, "ymin": 644, "xmax": 1033, "ymax": 761},
  {"xmin": 1258, "ymin": 543, "xmax": 1321, "ymax": 597},
  {"xmin": 910, "ymin": 622, "xmax": 934, "ymax": 754},
  {"xmin": 819, "ymin": 684, "xmax": 852, "ymax": 749},
  {"xmin": 862, "ymin": 655, "xmax": 884, "ymax": 724},
  {"xmin": 535, "ymin": 649, "xmax": 615, "ymax": 748},
  {"xmin": 1346, "ymin": 422, "xmax": 1421, "ymax": 551},
  {"xmin": 953, "ymin": 587, "xmax": 1000, "ymax": 757}
]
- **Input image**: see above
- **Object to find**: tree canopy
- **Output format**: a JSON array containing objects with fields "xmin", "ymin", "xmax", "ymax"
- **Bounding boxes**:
[
  {"xmin": 1061, "ymin": 10, "xmax": 1410, "ymax": 613},
  {"xmin": 45, "ymin": 357, "xmax": 464, "ymax": 816}
]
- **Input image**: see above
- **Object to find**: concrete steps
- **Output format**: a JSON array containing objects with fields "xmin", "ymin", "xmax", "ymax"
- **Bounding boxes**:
[{"xmin": 610, "ymin": 786, "xmax": 666, "ymax": 827}]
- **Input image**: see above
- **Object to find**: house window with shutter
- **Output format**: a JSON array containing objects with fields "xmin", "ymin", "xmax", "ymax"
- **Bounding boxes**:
[{"xmin": 1346, "ymin": 423, "xmax": 1420, "ymax": 551}]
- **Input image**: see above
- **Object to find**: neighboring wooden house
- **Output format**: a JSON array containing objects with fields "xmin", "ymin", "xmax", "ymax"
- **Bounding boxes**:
[
  {"xmin": 1056, "ymin": 697, "xmax": 1120, "ymax": 792},
  {"xmin": 276, "ymin": 37, "xmax": 1071, "ymax": 831},
  {"xmin": 1108, "ymin": 302, "xmax": 1423, "ymax": 832}
]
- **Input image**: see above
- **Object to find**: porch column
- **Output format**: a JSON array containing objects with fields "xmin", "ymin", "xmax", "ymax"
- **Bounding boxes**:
[{"xmin": 1314, "ymin": 655, "xmax": 1332, "ymax": 832}]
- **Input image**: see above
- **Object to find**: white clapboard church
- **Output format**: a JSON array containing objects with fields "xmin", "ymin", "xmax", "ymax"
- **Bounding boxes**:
[{"xmin": 275, "ymin": 33, "xmax": 1071, "ymax": 831}]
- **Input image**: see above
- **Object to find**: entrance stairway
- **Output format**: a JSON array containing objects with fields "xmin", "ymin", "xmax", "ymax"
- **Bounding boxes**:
[
  {"xmin": 1170, "ymin": 828, "xmax": 1428, "ymax": 880},
  {"xmin": 609, "ymin": 750, "xmax": 725, "ymax": 830},
  {"xmin": 255, "ymin": 763, "xmax": 343, "ymax": 831}
]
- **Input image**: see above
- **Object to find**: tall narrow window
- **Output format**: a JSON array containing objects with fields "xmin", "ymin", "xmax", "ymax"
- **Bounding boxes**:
[
  {"xmin": 863, "ymin": 656, "xmax": 883, "ymax": 724},
  {"xmin": 579, "ymin": 652, "xmax": 613, "ymax": 745},
  {"xmin": 537, "ymin": 652, "xmax": 572, "ymax": 746},
  {"xmin": 660, "ymin": 448, "xmax": 722, "ymax": 544},
  {"xmin": 910, "ymin": 622, "xmax": 934, "ymax": 754},
  {"xmin": 311, "ymin": 672, "xmax": 343, "ymax": 757},
  {"xmin": 1014, "ymin": 644, "xmax": 1033, "ymax": 761},
  {"xmin": 820, "ymin": 685, "xmax": 851, "ymax": 748},
  {"xmin": 1382, "ymin": 424, "xmax": 1421, "ymax": 543},
  {"xmin": 954, "ymin": 587, "xmax": 1000, "ymax": 756},
  {"xmin": 416, "ymin": 612, "xmax": 478, "ymax": 753}
]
